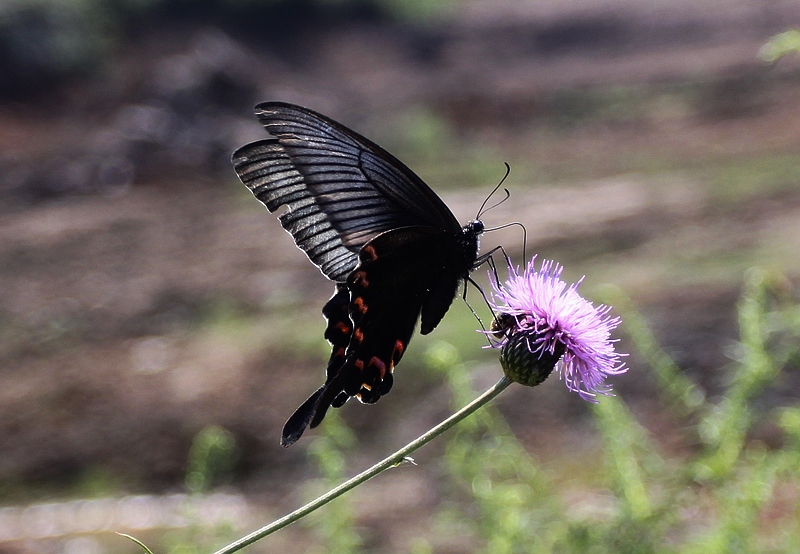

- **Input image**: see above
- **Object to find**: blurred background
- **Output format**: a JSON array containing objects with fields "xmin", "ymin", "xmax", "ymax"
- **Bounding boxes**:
[{"xmin": 1, "ymin": 0, "xmax": 799, "ymax": 552}]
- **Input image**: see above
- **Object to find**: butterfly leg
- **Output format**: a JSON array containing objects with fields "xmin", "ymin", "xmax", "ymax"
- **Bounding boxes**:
[
  {"xmin": 465, "ymin": 244, "xmax": 515, "ymax": 344},
  {"xmin": 461, "ymin": 276, "xmax": 489, "ymax": 336}
]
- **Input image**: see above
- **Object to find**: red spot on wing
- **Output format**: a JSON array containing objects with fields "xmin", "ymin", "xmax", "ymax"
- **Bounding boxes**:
[
  {"xmin": 369, "ymin": 356, "xmax": 387, "ymax": 378},
  {"xmin": 353, "ymin": 297, "xmax": 368, "ymax": 314},
  {"xmin": 392, "ymin": 340, "xmax": 405, "ymax": 366},
  {"xmin": 353, "ymin": 328, "xmax": 364, "ymax": 343},
  {"xmin": 351, "ymin": 270, "xmax": 370, "ymax": 287},
  {"xmin": 362, "ymin": 245, "xmax": 378, "ymax": 261}
]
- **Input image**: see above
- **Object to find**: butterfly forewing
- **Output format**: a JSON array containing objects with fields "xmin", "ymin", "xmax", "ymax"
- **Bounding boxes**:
[
  {"xmin": 232, "ymin": 139, "xmax": 359, "ymax": 281},
  {"xmin": 253, "ymin": 102, "xmax": 462, "ymax": 232}
]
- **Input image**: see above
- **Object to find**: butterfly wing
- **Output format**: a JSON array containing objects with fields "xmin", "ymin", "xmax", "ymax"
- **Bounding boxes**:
[
  {"xmin": 232, "ymin": 102, "xmax": 462, "ymax": 282},
  {"xmin": 281, "ymin": 226, "xmax": 471, "ymax": 446},
  {"xmin": 231, "ymin": 102, "xmax": 484, "ymax": 446}
]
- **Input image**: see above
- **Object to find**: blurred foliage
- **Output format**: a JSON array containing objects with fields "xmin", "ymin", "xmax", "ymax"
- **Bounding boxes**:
[
  {"xmin": 0, "ymin": 0, "xmax": 109, "ymax": 98},
  {"xmin": 161, "ymin": 425, "xmax": 238, "ymax": 553},
  {"xmin": 390, "ymin": 107, "xmax": 505, "ymax": 191},
  {"xmin": 185, "ymin": 425, "xmax": 237, "ymax": 493},
  {"xmin": 760, "ymin": 29, "xmax": 800, "ymax": 63},
  {"xmin": 428, "ymin": 342, "xmax": 562, "ymax": 554},
  {"xmin": 288, "ymin": 269, "xmax": 800, "ymax": 552},
  {"xmin": 374, "ymin": 0, "xmax": 456, "ymax": 22},
  {"xmin": 303, "ymin": 411, "xmax": 363, "ymax": 554},
  {"xmin": 593, "ymin": 270, "xmax": 800, "ymax": 553},
  {"xmin": 703, "ymin": 154, "xmax": 800, "ymax": 205}
]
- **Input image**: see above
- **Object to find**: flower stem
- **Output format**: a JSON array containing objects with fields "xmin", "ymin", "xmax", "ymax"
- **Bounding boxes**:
[{"xmin": 211, "ymin": 375, "xmax": 513, "ymax": 554}]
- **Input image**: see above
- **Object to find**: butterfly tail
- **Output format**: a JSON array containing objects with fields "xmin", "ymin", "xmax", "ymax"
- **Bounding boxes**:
[{"xmin": 280, "ymin": 386, "xmax": 325, "ymax": 447}]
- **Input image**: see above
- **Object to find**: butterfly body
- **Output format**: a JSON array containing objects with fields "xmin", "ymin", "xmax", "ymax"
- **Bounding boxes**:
[{"xmin": 232, "ymin": 102, "xmax": 483, "ymax": 446}]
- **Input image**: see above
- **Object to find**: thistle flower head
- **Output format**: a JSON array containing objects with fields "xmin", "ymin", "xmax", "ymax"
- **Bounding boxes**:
[{"xmin": 489, "ymin": 257, "xmax": 627, "ymax": 400}]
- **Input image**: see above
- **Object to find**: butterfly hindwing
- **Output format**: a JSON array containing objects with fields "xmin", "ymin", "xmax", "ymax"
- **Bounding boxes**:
[{"xmin": 301, "ymin": 227, "xmax": 467, "ymax": 436}]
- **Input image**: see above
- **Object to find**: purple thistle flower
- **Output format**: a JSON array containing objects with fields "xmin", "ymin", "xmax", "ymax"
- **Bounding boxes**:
[{"xmin": 488, "ymin": 257, "xmax": 627, "ymax": 400}]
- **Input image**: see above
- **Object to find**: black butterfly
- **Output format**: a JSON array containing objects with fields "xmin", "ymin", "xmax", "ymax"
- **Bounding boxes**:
[{"xmin": 231, "ymin": 102, "xmax": 485, "ymax": 446}]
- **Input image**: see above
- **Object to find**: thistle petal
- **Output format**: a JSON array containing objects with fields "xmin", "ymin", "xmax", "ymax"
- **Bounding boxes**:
[{"xmin": 489, "ymin": 257, "xmax": 627, "ymax": 398}]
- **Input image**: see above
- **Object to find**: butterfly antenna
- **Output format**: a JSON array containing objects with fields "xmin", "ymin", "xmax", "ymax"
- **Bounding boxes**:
[{"xmin": 476, "ymin": 162, "xmax": 512, "ymax": 220}]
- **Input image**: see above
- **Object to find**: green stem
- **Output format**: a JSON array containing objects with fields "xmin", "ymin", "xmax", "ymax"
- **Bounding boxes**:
[{"xmin": 211, "ymin": 375, "xmax": 513, "ymax": 554}]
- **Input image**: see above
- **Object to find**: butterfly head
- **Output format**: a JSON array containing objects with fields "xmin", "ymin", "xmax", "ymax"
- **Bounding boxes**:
[{"xmin": 464, "ymin": 219, "xmax": 485, "ymax": 236}]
